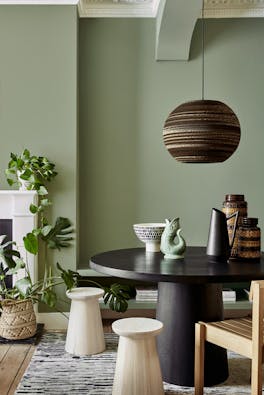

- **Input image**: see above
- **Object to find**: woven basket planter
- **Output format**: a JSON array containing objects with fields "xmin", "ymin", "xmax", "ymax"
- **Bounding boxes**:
[{"xmin": 0, "ymin": 299, "xmax": 37, "ymax": 340}]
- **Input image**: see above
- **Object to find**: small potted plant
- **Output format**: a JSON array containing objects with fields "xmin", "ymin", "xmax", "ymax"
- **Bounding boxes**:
[
  {"xmin": 0, "ymin": 235, "xmax": 56, "ymax": 340},
  {"xmin": 5, "ymin": 148, "xmax": 57, "ymax": 193}
]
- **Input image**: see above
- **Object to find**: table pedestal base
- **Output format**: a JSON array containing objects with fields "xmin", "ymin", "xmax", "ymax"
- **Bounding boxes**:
[{"xmin": 156, "ymin": 282, "xmax": 228, "ymax": 387}]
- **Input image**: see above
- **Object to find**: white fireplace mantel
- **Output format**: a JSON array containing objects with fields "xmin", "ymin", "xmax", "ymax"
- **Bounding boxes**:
[{"xmin": 0, "ymin": 190, "xmax": 38, "ymax": 285}]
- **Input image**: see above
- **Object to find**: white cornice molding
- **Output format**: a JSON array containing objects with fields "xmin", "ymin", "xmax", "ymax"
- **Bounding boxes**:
[
  {"xmin": 78, "ymin": 0, "xmax": 160, "ymax": 18},
  {"xmin": 0, "ymin": 0, "xmax": 79, "ymax": 4},
  {"xmin": 78, "ymin": 0, "xmax": 264, "ymax": 18},
  {"xmin": 204, "ymin": 0, "xmax": 264, "ymax": 18},
  {"xmin": 0, "ymin": 0, "xmax": 264, "ymax": 18}
]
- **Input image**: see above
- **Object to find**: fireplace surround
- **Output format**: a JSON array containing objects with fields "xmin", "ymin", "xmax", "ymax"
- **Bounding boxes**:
[{"xmin": 0, "ymin": 191, "xmax": 38, "ymax": 286}]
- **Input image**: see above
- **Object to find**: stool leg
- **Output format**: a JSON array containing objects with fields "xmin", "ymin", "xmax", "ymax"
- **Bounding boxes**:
[
  {"xmin": 65, "ymin": 298, "xmax": 105, "ymax": 355},
  {"xmin": 112, "ymin": 336, "xmax": 164, "ymax": 395}
]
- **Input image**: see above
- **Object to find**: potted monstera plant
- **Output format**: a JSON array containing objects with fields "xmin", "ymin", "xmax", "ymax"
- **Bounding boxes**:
[{"xmin": 0, "ymin": 149, "xmax": 135, "ymax": 340}]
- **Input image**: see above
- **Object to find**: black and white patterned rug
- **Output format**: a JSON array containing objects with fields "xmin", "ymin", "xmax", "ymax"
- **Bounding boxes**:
[{"xmin": 15, "ymin": 332, "xmax": 257, "ymax": 394}]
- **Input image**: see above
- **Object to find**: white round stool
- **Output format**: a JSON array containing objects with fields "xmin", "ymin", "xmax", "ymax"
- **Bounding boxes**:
[
  {"xmin": 65, "ymin": 287, "xmax": 105, "ymax": 356},
  {"xmin": 112, "ymin": 317, "xmax": 164, "ymax": 395}
]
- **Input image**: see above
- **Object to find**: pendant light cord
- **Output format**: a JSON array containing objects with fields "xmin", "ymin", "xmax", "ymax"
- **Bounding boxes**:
[{"xmin": 202, "ymin": 0, "xmax": 205, "ymax": 100}]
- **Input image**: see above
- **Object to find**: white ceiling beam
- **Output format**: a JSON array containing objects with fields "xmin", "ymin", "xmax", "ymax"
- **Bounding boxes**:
[{"xmin": 156, "ymin": 0, "xmax": 202, "ymax": 61}]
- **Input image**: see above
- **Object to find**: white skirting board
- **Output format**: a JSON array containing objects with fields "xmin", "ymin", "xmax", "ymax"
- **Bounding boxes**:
[
  {"xmin": 37, "ymin": 309, "xmax": 156, "ymax": 330},
  {"xmin": 37, "ymin": 312, "xmax": 70, "ymax": 330},
  {"xmin": 37, "ymin": 304, "xmax": 251, "ymax": 330}
]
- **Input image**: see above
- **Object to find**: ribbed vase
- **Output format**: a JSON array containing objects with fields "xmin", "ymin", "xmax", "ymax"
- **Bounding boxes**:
[{"xmin": 163, "ymin": 100, "xmax": 241, "ymax": 163}]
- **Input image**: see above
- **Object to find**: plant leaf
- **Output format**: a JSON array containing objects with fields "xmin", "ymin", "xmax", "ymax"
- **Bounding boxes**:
[
  {"xmin": 23, "ymin": 233, "xmax": 38, "ymax": 255},
  {"xmin": 10, "ymin": 152, "xmax": 17, "ymax": 161},
  {"xmin": 6, "ymin": 178, "xmax": 14, "ymax": 186},
  {"xmin": 22, "ymin": 148, "xmax": 30, "ymax": 159},
  {"xmin": 40, "ymin": 198, "xmax": 52, "ymax": 207},
  {"xmin": 0, "ymin": 235, "xmax": 7, "ymax": 245},
  {"xmin": 41, "ymin": 225, "xmax": 53, "ymax": 237},
  {"xmin": 6, "ymin": 258, "xmax": 25, "ymax": 275},
  {"xmin": 0, "ymin": 237, "xmax": 21, "ymax": 269},
  {"xmin": 5, "ymin": 168, "xmax": 16, "ymax": 175},
  {"xmin": 103, "ymin": 283, "xmax": 136, "ymax": 312},
  {"xmin": 57, "ymin": 262, "xmax": 79, "ymax": 290},
  {"xmin": 38, "ymin": 185, "xmax": 48, "ymax": 196},
  {"xmin": 41, "ymin": 289, "xmax": 57, "ymax": 308},
  {"xmin": 30, "ymin": 204, "xmax": 38, "ymax": 214},
  {"xmin": 15, "ymin": 277, "xmax": 32, "ymax": 297},
  {"xmin": 42, "ymin": 217, "xmax": 74, "ymax": 250},
  {"xmin": 19, "ymin": 168, "xmax": 32, "ymax": 180}
]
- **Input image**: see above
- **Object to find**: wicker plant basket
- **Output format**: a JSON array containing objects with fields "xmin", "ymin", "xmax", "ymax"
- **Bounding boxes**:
[{"xmin": 0, "ymin": 299, "xmax": 37, "ymax": 340}]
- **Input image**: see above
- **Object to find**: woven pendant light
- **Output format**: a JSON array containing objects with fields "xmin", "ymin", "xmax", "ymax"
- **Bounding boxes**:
[
  {"xmin": 163, "ymin": 100, "xmax": 241, "ymax": 163},
  {"xmin": 162, "ymin": 2, "xmax": 241, "ymax": 164}
]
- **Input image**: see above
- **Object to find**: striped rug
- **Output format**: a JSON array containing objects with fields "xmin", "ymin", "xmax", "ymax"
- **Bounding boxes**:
[{"xmin": 16, "ymin": 332, "xmax": 255, "ymax": 394}]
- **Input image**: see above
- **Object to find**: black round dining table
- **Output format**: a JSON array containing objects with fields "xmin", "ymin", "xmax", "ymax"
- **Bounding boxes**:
[{"xmin": 90, "ymin": 246, "xmax": 264, "ymax": 387}]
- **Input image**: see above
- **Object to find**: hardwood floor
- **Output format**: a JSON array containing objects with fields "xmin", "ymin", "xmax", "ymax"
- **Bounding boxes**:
[
  {"xmin": 0, "ymin": 344, "xmax": 35, "ymax": 395},
  {"xmin": 0, "ymin": 320, "xmax": 114, "ymax": 395}
]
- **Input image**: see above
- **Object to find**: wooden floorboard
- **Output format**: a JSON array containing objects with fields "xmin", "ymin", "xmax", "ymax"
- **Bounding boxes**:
[
  {"xmin": 0, "ymin": 320, "xmax": 115, "ymax": 395},
  {"xmin": 0, "ymin": 344, "xmax": 32, "ymax": 395},
  {"xmin": 0, "ymin": 345, "xmax": 10, "ymax": 363},
  {"xmin": 7, "ymin": 345, "xmax": 35, "ymax": 395}
]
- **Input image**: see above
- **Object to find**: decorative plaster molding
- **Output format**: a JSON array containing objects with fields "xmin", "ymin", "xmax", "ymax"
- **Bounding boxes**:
[
  {"xmin": 78, "ymin": 0, "xmax": 264, "ymax": 18},
  {"xmin": 0, "ymin": 0, "xmax": 264, "ymax": 18},
  {"xmin": 0, "ymin": 0, "xmax": 79, "ymax": 3},
  {"xmin": 78, "ymin": 0, "xmax": 160, "ymax": 17},
  {"xmin": 204, "ymin": 0, "xmax": 264, "ymax": 18}
]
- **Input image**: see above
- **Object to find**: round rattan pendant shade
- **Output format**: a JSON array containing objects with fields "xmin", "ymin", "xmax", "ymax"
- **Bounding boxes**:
[{"xmin": 163, "ymin": 100, "xmax": 241, "ymax": 163}]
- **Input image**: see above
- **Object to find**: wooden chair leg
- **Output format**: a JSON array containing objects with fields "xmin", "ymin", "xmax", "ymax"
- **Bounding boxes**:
[
  {"xmin": 251, "ymin": 354, "xmax": 262, "ymax": 395},
  {"xmin": 194, "ymin": 323, "xmax": 205, "ymax": 395}
]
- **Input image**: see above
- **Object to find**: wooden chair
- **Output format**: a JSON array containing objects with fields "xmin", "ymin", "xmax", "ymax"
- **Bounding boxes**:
[{"xmin": 195, "ymin": 280, "xmax": 264, "ymax": 395}]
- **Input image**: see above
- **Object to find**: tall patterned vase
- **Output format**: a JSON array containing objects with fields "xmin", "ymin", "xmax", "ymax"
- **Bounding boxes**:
[{"xmin": 222, "ymin": 194, "xmax": 247, "ymax": 259}]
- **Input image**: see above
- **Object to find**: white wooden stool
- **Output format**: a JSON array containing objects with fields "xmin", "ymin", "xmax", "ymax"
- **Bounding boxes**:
[
  {"xmin": 112, "ymin": 317, "xmax": 164, "ymax": 395},
  {"xmin": 65, "ymin": 287, "xmax": 105, "ymax": 356}
]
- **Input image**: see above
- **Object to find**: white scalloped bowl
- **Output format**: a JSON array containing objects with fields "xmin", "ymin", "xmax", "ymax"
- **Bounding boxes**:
[{"xmin": 133, "ymin": 223, "xmax": 165, "ymax": 252}]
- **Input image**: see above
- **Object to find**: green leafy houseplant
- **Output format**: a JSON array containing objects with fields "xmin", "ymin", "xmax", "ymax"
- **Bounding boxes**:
[
  {"xmin": 5, "ymin": 148, "xmax": 57, "ymax": 195},
  {"xmin": 57, "ymin": 263, "xmax": 136, "ymax": 313},
  {"xmin": 1, "ymin": 149, "xmax": 136, "ymax": 313},
  {"xmin": 0, "ymin": 236, "xmax": 60, "ymax": 306},
  {"xmin": 0, "ymin": 237, "xmax": 135, "ymax": 312}
]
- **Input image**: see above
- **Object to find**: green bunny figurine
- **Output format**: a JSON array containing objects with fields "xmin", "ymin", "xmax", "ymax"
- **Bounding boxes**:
[{"xmin": 160, "ymin": 218, "xmax": 186, "ymax": 259}]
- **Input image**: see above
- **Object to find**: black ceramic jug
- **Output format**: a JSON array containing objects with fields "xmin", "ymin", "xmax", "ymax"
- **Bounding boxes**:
[{"xmin": 206, "ymin": 208, "xmax": 239, "ymax": 260}]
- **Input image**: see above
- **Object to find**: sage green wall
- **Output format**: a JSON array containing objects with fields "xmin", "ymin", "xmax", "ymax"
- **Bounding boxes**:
[
  {"xmin": 79, "ymin": 17, "xmax": 264, "ymax": 267},
  {"xmin": 0, "ymin": 6, "xmax": 78, "ymax": 306}
]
